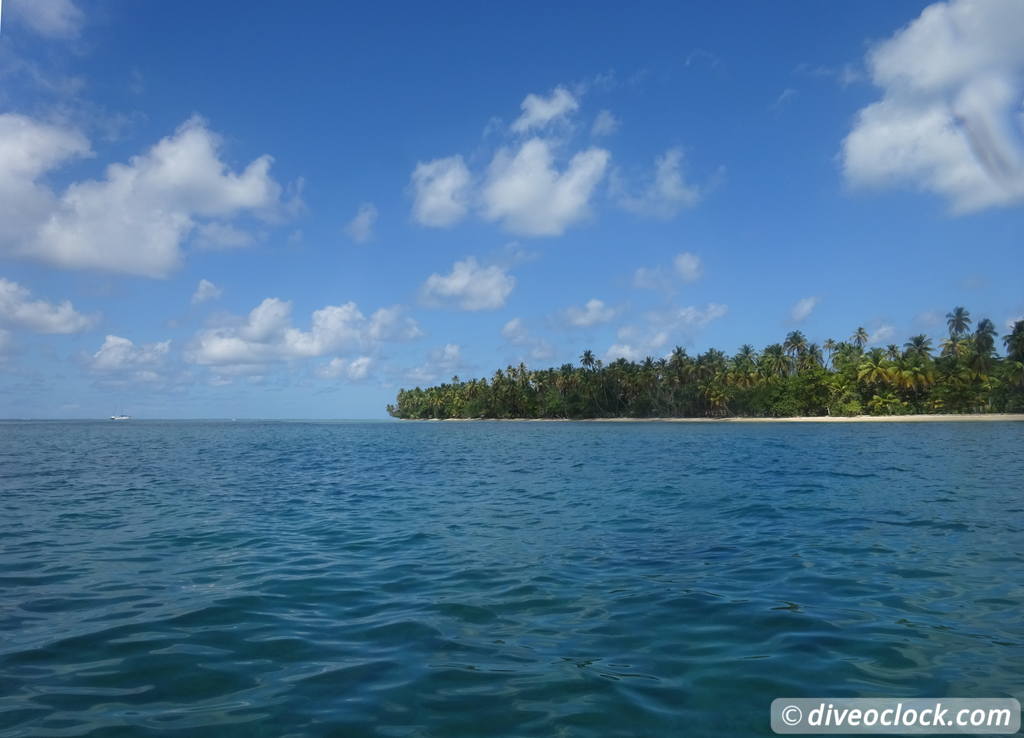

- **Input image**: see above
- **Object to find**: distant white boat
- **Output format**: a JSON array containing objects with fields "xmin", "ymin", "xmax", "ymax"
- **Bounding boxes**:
[{"xmin": 110, "ymin": 414, "xmax": 131, "ymax": 421}]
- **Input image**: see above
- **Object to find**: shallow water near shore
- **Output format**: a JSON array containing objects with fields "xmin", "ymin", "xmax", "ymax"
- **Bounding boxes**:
[{"xmin": 2, "ymin": 420, "xmax": 1022, "ymax": 736}]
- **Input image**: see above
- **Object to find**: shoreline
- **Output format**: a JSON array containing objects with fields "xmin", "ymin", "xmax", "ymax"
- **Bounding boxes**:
[{"xmin": 419, "ymin": 414, "xmax": 1024, "ymax": 423}]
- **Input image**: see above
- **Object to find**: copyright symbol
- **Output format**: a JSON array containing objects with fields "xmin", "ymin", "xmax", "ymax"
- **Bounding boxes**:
[{"xmin": 781, "ymin": 705, "xmax": 803, "ymax": 726}]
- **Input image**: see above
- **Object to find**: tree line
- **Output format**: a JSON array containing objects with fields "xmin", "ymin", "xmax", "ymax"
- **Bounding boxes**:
[{"xmin": 387, "ymin": 308, "xmax": 1024, "ymax": 419}]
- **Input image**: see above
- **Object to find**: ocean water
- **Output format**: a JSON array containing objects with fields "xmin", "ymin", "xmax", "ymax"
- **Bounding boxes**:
[{"xmin": 1, "ymin": 420, "xmax": 1022, "ymax": 737}]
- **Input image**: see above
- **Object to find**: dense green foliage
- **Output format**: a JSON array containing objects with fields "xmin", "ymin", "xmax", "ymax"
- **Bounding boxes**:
[{"xmin": 388, "ymin": 310, "xmax": 1024, "ymax": 419}]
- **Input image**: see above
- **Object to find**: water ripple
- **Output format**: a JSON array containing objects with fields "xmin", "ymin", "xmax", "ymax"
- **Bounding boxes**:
[{"xmin": 1, "ymin": 420, "xmax": 1022, "ymax": 736}]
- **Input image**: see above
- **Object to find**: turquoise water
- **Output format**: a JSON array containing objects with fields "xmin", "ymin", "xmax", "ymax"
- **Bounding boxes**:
[{"xmin": 1, "ymin": 420, "xmax": 1022, "ymax": 737}]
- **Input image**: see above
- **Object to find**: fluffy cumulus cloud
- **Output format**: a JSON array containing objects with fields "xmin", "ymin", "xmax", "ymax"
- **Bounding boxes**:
[
  {"xmin": 564, "ymin": 298, "xmax": 617, "ymax": 328},
  {"xmin": 8, "ymin": 0, "xmax": 84, "ymax": 38},
  {"xmin": 345, "ymin": 202, "xmax": 378, "ymax": 243},
  {"xmin": 189, "ymin": 299, "xmax": 421, "ymax": 366},
  {"xmin": 609, "ymin": 303, "xmax": 728, "ymax": 361},
  {"xmin": 510, "ymin": 87, "xmax": 579, "ymax": 133},
  {"xmin": 410, "ymin": 156, "xmax": 471, "ymax": 227},
  {"xmin": 364, "ymin": 305, "xmax": 421, "ymax": 342},
  {"xmin": 0, "ymin": 115, "xmax": 91, "ymax": 250},
  {"xmin": 422, "ymin": 257, "xmax": 515, "ymax": 311},
  {"xmin": 0, "ymin": 277, "xmax": 96, "ymax": 333},
  {"xmin": 316, "ymin": 356, "xmax": 373, "ymax": 381},
  {"xmin": 191, "ymin": 279, "xmax": 222, "ymax": 305},
  {"xmin": 791, "ymin": 296, "xmax": 820, "ymax": 322},
  {"xmin": 842, "ymin": 0, "xmax": 1024, "ymax": 212},
  {"xmin": 90, "ymin": 335, "xmax": 170, "ymax": 375},
  {"xmin": 410, "ymin": 86, "xmax": 614, "ymax": 237},
  {"xmin": 0, "ymin": 115, "xmax": 290, "ymax": 277},
  {"xmin": 481, "ymin": 139, "xmax": 610, "ymax": 236},
  {"xmin": 615, "ymin": 148, "xmax": 701, "ymax": 218}
]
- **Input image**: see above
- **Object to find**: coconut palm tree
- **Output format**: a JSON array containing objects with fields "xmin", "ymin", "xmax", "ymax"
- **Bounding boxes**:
[
  {"xmin": 946, "ymin": 306, "xmax": 971, "ymax": 338},
  {"xmin": 1005, "ymin": 320, "xmax": 1024, "ymax": 362},
  {"xmin": 857, "ymin": 349, "xmax": 892, "ymax": 387},
  {"xmin": 822, "ymin": 338, "xmax": 837, "ymax": 368},
  {"xmin": 974, "ymin": 318, "xmax": 997, "ymax": 356},
  {"xmin": 580, "ymin": 349, "xmax": 596, "ymax": 370},
  {"xmin": 903, "ymin": 334, "xmax": 933, "ymax": 360},
  {"xmin": 760, "ymin": 344, "xmax": 790, "ymax": 378},
  {"xmin": 851, "ymin": 327, "xmax": 868, "ymax": 350},
  {"xmin": 784, "ymin": 330, "xmax": 807, "ymax": 358}
]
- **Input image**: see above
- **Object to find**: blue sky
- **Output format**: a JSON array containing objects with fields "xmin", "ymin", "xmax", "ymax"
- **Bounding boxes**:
[{"xmin": 1, "ymin": 0, "xmax": 1022, "ymax": 418}]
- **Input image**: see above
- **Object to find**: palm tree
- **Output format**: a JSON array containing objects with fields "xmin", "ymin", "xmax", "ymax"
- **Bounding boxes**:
[
  {"xmin": 822, "ymin": 338, "xmax": 838, "ymax": 367},
  {"xmin": 386, "ymin": 305, "xmax": 1013, "ymax": 420},
  {"xmin": 857, "ymin": 349, "xmax": 892, "ymax": 387},
  {"xmin": 1005, "ymin": 320, "xmax": 1024, "ymax": 362},
  {"xmin": 851, "ymin": 327, "xmax": 868, "ymax": 350},
  {"xmin": 798, "ymin": 343, "xmax": 823, "ymax": 372},
  {"xmin": 784, "ymin": 330, "xmax": 807, "ymax": 358},
  {"xmin": 760, "ymin": 344, "xmax": 790, "ymax": 378},
  {"xmin": 974, "ymin": 318, "xmax": 997, "ymax": 356},
  {"xmin": 946, "ymin": 306, "xmax": 971, "ymax": 339},
  {"xmin": 903, "ymin": 334, "xmax": 933, "ymax": 360}
]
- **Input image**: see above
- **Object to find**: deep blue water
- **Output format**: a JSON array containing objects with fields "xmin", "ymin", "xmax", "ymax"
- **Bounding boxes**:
[{"xmin": 1, "ymin": 420, "xmax": 1022, "ymax": 737}]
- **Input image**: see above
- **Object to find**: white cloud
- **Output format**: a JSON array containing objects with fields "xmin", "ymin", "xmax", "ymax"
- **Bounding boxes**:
[
  {"xmin": 345, "ymin": 202, "xmax": 378, "ymax": 243},
  {"xmin": 193, "ymin": 222, "xmax": 255, "ymax": 250},
  {"xmin": 591, "ymin": 109, "xmax": 620, "ymax": 137},
  {"xmin": 615, "ymin": 148, "xmax": 701, "ymax": 218},
  {"xmin": 510, "ymin": 87, "xmax": 579, "ymax": 133},
  {"xmin": 501, "ymin": 318, "xmax": 554, "ymax": 362},
  {"xmin": 842, "ymin": 0, "xmax": 1024, "ymax": 212},
  {"xmin": 482, "ymin": 138, "xmax": 609, "ymax": 236},
  {"xmin": 674, "ymin": 252, "xmax": 702, "ymax": 282},
  {"xmin": 316, "ymin": 355, "xmax": 373, "ymax": 381},
  {"xmin": 91, "ymin": 335, "xmax": 170, "ymax": 372},
  {"xmin": 422, "ymin": 257, "xmax": 515, "ymax": 311},
  {"xmin": 410, "ymin": 155, "xmax": 471, "ymax": 227},
  {"xmin": 791, "ymin": 296, "xmax": 820, "ymax": 322},
  {"xmin": 633, "ymin": 252, "xmax": 703, "ymax": 291},
  {"xmin": 189, "ymin": 298, "xmax": 420, "ymax": 366},
  {"xmin": 0, "ymin": 115, "xmax": 91, "ymax": 251},
  {"xmin": 502, "ymin": 318, "xmax": 529, "ymax": 343},
  {"xmin": 406, "ymin": 344, "xmax": 464, "ymax": 385},
  {"xmin": 8, "ymin": 0, "xmax": 84, "ymax": 38},
  {"xmin": 610, "ymin": 303, "xmax": 728, "ymax": 361},
  {"xmin": 564, "ymin": 298, "xmax": 617, "ymax": 327},
  {"xmin": 0, "ymin": 115, "xmax": 290, "ymax": 277},
  {"xmin": 632, "ymin": 266, "xmax": 672, "ymax": 292},
  {"xmin": 0, "ymin": 277, "xmax": 96, "ymax": 333},
  {"xmin": 868, "ymin": 324, "xmax": 896, "ymax": 345},
  {"xmin": 661, "ymin": 303, "xmax": 729, "ymax": 330},
  {"xmin": 367, "ymin": 305, "xmax": 423, "ymax": 341},
  {"xmin": 191, "ymin": 279, "xmax": 222, "ymax": 305},
  {"xmin": 606, "ymin": 343, "xmax": 646, "ymax": 362}
]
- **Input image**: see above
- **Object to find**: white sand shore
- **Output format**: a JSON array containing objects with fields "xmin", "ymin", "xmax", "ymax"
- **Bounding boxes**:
[{"xmin": 429, "ymin": 414, "xmax": 1024, "ymax": 423}]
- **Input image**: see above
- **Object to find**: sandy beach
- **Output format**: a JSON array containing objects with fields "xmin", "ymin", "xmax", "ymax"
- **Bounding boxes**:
[{"xmin": 432, "ymin": 414, "xmax": 1024, "ymax": 423}]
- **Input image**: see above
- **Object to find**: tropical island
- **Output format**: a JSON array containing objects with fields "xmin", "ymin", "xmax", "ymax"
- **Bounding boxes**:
[{"xmin": 388, "ymin": 308, "xmax": 1024, "ymax": 420}]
